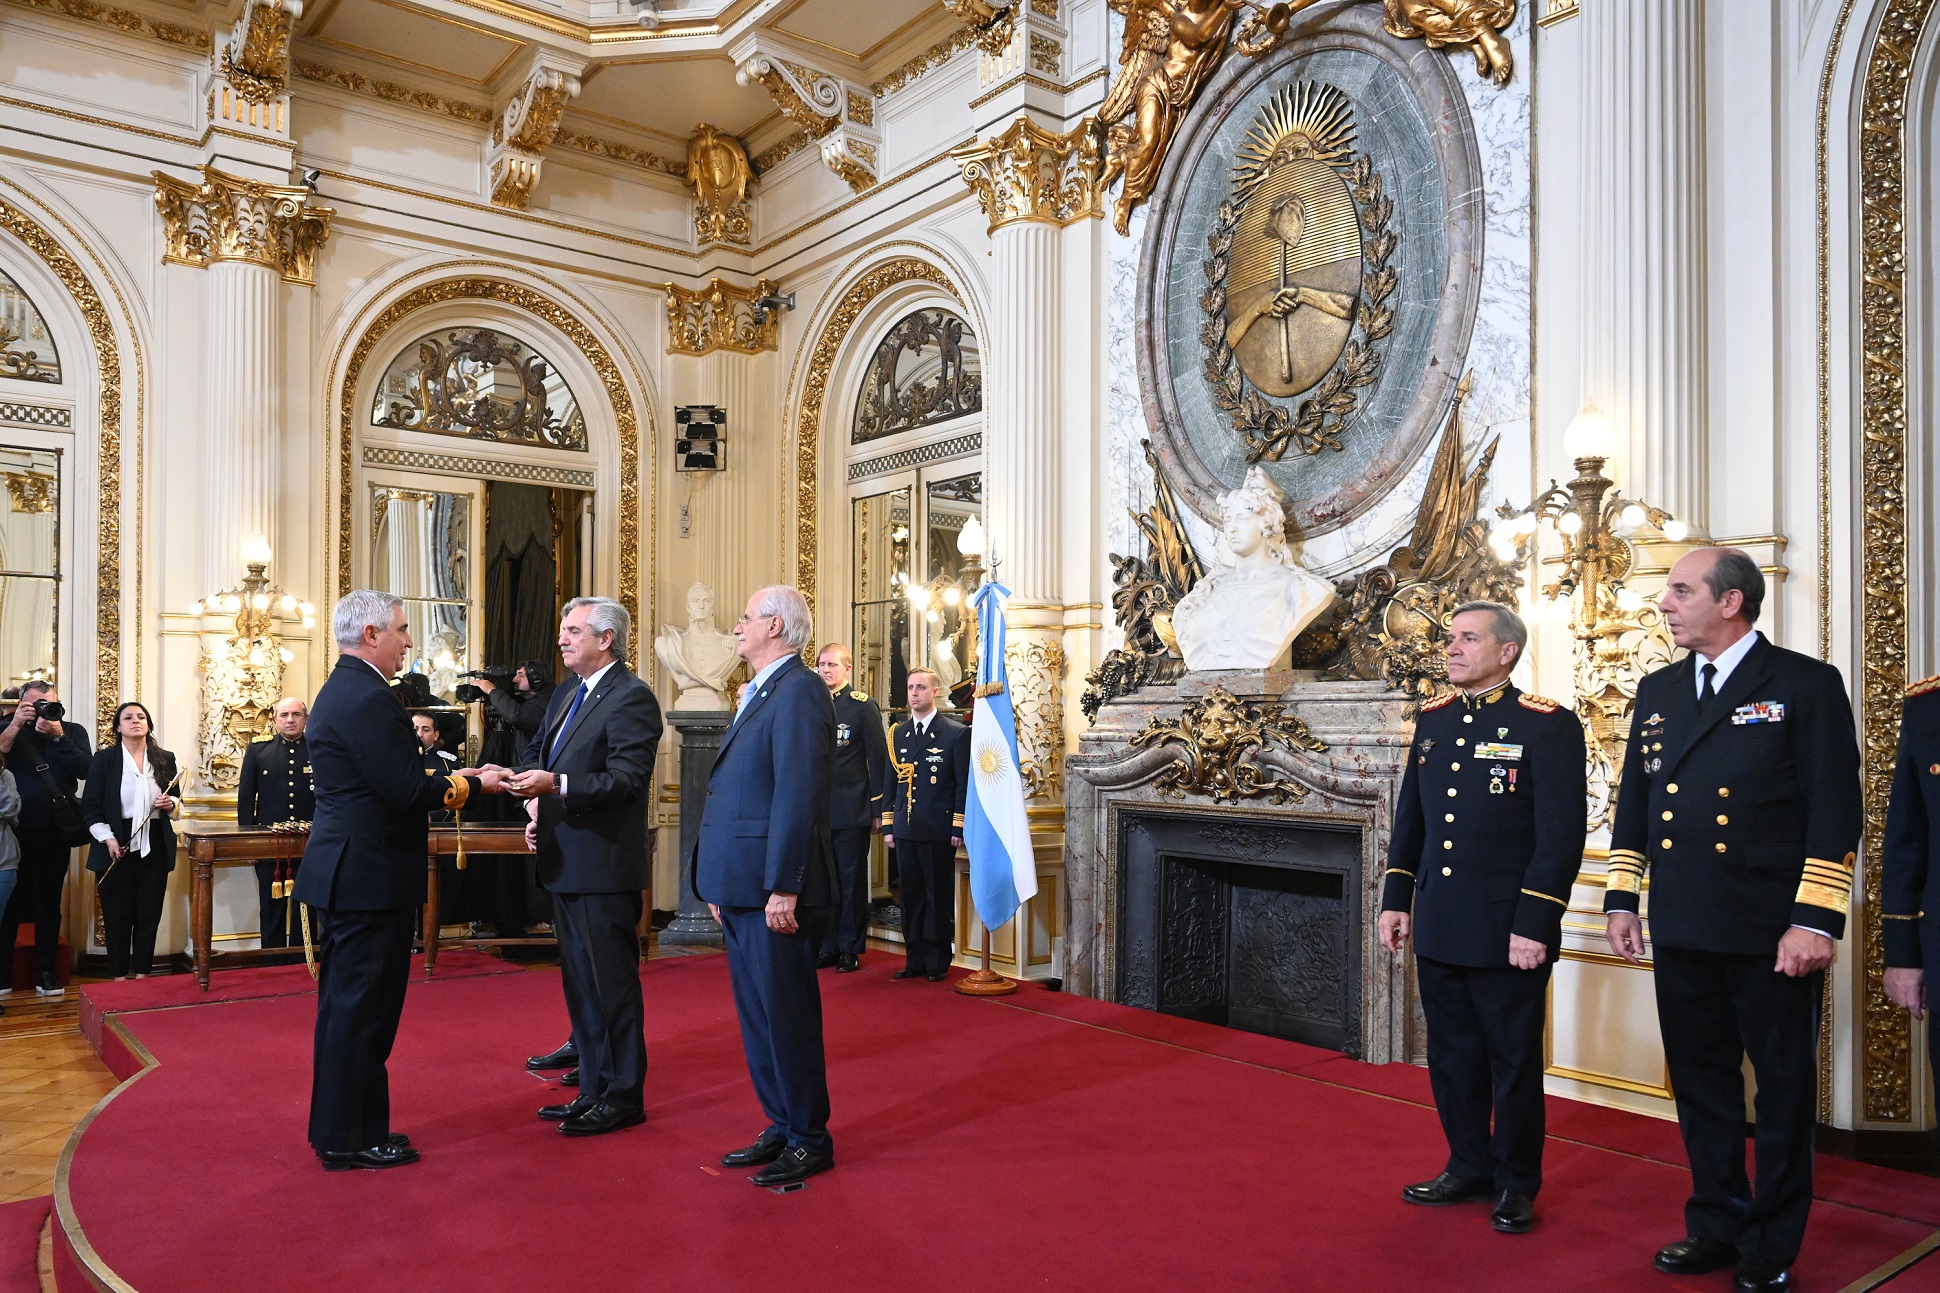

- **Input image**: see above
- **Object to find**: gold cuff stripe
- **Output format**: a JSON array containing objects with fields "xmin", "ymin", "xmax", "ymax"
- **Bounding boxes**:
[
  {"xmin": 1382, "ymin": 867, "xmax": 1415, "ymax": 880},
  {"xmin": 1607, "ymin": 870, "xmax": 1643, "ymax": 896},
  {"xmin": 1801, "ymin": 865, "xmax": 1854, "ymax": 889},
  {"xmin": 1883, "ymin": 912, "xmax": 1924, "ymax": 920},
  {"xmin": 952, "ymin": 814, "xmax": 965, "ymax": 827},
  {"xmin": 1806, "ymin": 855, "xmax": 1855, "ymax": 874},
  {"xmin": 1521, "ymin": 888, "xmax": 1568, "ymax": 907},
  {"xmin": 443, "ymin": 775, "xmax": 470, "ymax": 810},
  {"xmin": 1608, "ymin": 849, "xmax": 1646, "ymax": 868},
  {"xmin": 1795, "ymin": 879, "xmax": 1852, "ymax": 916}
]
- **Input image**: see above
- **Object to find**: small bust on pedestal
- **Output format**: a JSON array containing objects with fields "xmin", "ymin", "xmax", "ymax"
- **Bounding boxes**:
[
  {"xmin": 1172, "ymin": 466, "xmax": 1336, "ymax": 671},
  {"xmin": 653, "ymin": 582, "xmax": 739, "ymax": 710}
]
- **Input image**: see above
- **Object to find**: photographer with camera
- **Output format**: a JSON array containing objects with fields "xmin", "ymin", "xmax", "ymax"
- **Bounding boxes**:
[
  {"xmin": 0, "ymin": 682, "xmax": 90, "ymax": 998},
  {"xmin": 462, "ymin": 661, "xmax": 555, "ymax": 939}
]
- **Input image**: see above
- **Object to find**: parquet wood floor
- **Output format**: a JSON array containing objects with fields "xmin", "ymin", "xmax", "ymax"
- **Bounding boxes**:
[{"xmin": 0, "ymin": 985, "xmax": 113, "ymax": 1206}]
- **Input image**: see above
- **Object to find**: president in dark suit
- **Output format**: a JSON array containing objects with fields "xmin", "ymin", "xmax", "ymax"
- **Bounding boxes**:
[
  {"xmin": 1881, "ymin": 675, "xmax": 1940, "ymax": 1100},
  {"xmin": 294, "ymin": 590, "xmax": 496, "ymax": 1172},
  {"xmin": 237, "ymin": 697, "xmax": 315, "ymax": 961},
  {"xmin": 497, "ymin": 596, "xmax": 663, "ymax": 1137},
  {"xmin": 692, "ymin": 584, "xmax": 838, "ymax": 1186},
  {"xmin": 814, "ymin": 642, "xmax": 888, "ymax": 973},
  {"xmin": 1605, "ymin": 548, "xmax": 1862, "ymax": 1293},
  {"xmin": 1379, "ymin": 602, "xmax": 1586, "ymax": 1236}
]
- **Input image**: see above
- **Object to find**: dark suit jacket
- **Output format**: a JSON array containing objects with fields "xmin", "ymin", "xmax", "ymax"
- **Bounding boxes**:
[
  {"xmin": 516, "ymin": 662, "xmax": 663, "ymax": 895},
  {"xmin": 294, "ymin": 658, "xmax": 479, "ymax": 912},
  {"xmin": 880, "ymin": 713, "xmax": 969, "ymax": 841},
  {"xmin": 1605, "ymin": 633, "xmax": 1863, "ymax": 952},
  {"xmin": 689, "ymin": 654, "xmax": 836, "ymax": 909},
  {"xmin": 237, "ymin": 735, "xmax": 315, "ymax": 826},
  {"xmin": 80, "ymin": 746, "xmax": 178, "ymax": 877},
  {"xmin": 1883, "ymin": 681, "xmax": 1940, "ymax": 967},
  {"xmin": 830, "ymin": 685, "xmax": 888, "ymax": 831},
  {"xmin": 7, "ymin": 720, "xmax": 90, "ymax": 839},
  {"xmin": 1381, "ymin": 683, "xmax": 1587, "ymax": 966}
]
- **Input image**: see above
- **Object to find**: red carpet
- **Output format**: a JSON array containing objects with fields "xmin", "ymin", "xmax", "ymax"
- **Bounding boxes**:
[
  {"xmin": 0, "ymin": 1195, "xmax": 48, "ymax": 1290},
  {"xmin": 55, "ymin": 954, "xmax": 1940, "ymax": 1292}
]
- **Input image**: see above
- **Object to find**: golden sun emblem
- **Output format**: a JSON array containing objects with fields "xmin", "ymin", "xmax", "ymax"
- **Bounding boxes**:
[
  {"xmin": 977, "ymin": 745, "xmax": 1006, "ymax": 777},
  {"xmin": 1222, "ymin": 83, "xmax": 1363, "ymax": 399}
]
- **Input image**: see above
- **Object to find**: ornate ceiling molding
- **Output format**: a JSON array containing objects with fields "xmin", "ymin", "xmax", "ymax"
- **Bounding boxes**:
[
  {"xmin": 219, "ymin": 0, "xmax": 299, "ymax": 104},
  {"xmin": 663, "ymin": 278, "xmax": 780, "ymax": 356},
  {"xmin": 951, "ymin": 113, "xmax": 1104, "ymax": 234},
  {"xmin": 152, "ymin": 165, "xmax": 334, "ymax": 285},
  {"xmin": 732, "ymin": 38, "xmax": 881, "ymax": 192},
  {"xmin": 489, "ymin": 54, "xmax": 586, "ymax": 210},
  {"xmin": 686, "ymin": 124, "xmax": 754, "ymax": 247}
]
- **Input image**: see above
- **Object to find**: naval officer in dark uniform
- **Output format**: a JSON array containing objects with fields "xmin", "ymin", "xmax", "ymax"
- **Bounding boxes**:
[
  {"xmin": 880, "ymin": 667, "xmax": 967, "ymax": 981},
  {"xmin": 1881, "ymin": 674, "xmax": 1940, "ymax": 1096},
  {"xmin": 1380, "ymin": 601, "xmax": 1586, "ymax": 1236},
  {"xmin": 295, "ymin": 590, "xmax": 500, "ymax": 1171},
  {"xmin": 1604, "ymin": 548, "xmax": 1861, "ymax": 1293},
  {"xmin": 236, "ymin": 697, "xmax": 315, "ymax": 962},
  {"xmin": 816, "ymin": 642, "xmax": 888, "ymax": 973}
]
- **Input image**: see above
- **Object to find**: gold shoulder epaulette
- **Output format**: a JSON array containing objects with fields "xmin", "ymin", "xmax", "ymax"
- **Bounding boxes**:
[
  {"xmin": 1421, "ymin": 691, "xmax": 1458, "ymax": 712},
  {"xmin": 851, "ymin": 689, "xmax": 868, "ymax": 702},
  {"xmin": 1907, "ymin": 674, "xmax": 1940, "ymax": 698},
  {"xmin": 1518, "ymin": 694, "xmax": 1561, "ymax": 713}
]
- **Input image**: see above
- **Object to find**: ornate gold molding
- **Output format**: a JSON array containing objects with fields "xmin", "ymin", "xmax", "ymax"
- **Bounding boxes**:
[
  {"xmin": 734, "ymin": 45, "xmax": 880, "ymax": 191},
  {"xmin": 0, "ymin": 189, "xmax": 130, "ymax": 743},
  {"xmin": 1857, "ymin": 0, "xmax": 1938, "ymax": 1126},
  {"xmin": 952, "ymin": 115, "xmax": 1104, "ymax": 234},
  {"xmin": 1129, "ymin": 684, "xmax": 1327, "ymax": 805},
  {"xmin": 942, "ymin": 0, "xmax": 1015, "ymax": 55},
  {"xmin": 0, "ymin": 0, "xmax": 209, "ymax": 50},
  {"xmin": 664, "ymin": 279, "xmax": 780, "ymax": 356},
  {"xmin": 219, "ymin": 0, "xmax": 298, "ymax": 104},
  {"xmin": 153, "ymin": 166, "xmax": 334, "ymax": 284},
  {"xmin": 870, "ymin": 24, "xmax": 979, "ymax": 98},
  {"xmin": 294, "ymin": 60, "xmax": 493, "ymax": 123},
  {"xmin": 1009, "ymin": 635, "xmax": 1066, "ymax": 800},
  {"xmin": 686, "ymin": 124, "xmax": 754, "ymax": 247},
  {"xmin": 555, "ymin": 129, "xmax": 685, "ymax": 178},
  {"xmin": 1382, "ymin": 0, "xmax": 1518, "ymax": 87},
  {"xmin": 334, "ymin": 276, "xmax": 644, "ymax": 629},
  {"xmin": 792, "ymin": 257, "xmax": 962, "ymax": 615},
  {"xmin": 489, "ymin": 61, "xmax": 583, "ymax": 209}
]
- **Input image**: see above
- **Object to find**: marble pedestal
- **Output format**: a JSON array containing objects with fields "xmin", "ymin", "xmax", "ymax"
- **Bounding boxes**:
[
  {"xmin": 1065, "ymin": 673, "xmax": 1419, "ymax": 1063},
  {"xmin": 660, "ymin": 710, "xmax": 730, "ymax": 947}
]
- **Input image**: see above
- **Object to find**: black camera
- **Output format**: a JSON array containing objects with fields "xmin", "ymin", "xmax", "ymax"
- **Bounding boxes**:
[
  {"xmin": 455, "ymin": 667, "xmax": 516, "ymax": 705},
  {"xmin": 32, "ymin": 698, "xmax": 63, "ymax": 722}
]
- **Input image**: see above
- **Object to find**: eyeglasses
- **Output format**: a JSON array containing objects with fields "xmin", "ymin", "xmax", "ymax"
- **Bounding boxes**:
[{"xmin": 737, "ymin": 613, "xmax": 782, "ymax": 625}]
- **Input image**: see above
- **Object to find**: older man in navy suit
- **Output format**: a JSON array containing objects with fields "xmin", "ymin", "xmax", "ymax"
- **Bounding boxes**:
[{"xmin": 691, "ymin": 583, "xmax": 838, "ymax": 1186}]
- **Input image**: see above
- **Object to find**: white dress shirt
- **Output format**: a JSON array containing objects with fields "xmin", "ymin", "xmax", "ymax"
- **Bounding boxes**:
[
  {"xmin": 89, "ymin": 745, "xmax": 165, "ymax": 857},
  {"xmin": 1692, "ymin": 629, "xmax": 1761, "ymax": 699}
]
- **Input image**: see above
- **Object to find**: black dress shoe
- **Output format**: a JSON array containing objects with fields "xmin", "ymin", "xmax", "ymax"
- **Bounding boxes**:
[
  {"xmin": 319, "ymin": 1143, "xmax": 420, "ymax": 1171},
  {"xmin": 1654, "ymin": 1236, "xmax": 1737, "ymax": 1275},
  {"xmin": 1489, "ymin": 1191, "xmax": 1535, "ymax": 1234},
  {"xmin": 817, "ymin": 953, "xmax": 839, "ymax": 969},
  {"xmin": 751, "ymin": 1145, "xmax": 834, "ymax": 1186},
  {"xmin": 926, "ymin": 971, "xmax": 947, "ymax": 981},
  {"xmin": 893, "ymin": 967, "xmax": 923, "ymax": 980},
  {"xmin": 386, "ymin": 1132, "xmax": 411, "ymax": 1149},
  {"xmin": 539, "ymin": 1094, "xmax": 598, "ymax": 1122},
  {"xmin": 721, "ymin": 1132, "xmax": 787, "ymax": 1167},
  {"xmin": 526, "ymin": 1042, "xmax": 579, "ymax": 1071},
  {"xmin": 560, "ymin": 1066, "xmax": 580, "ymax": 1087},
  {"xmin": 1733, "ymin": 1258, "xmax": 1791, "ymax": 1292},
  {"xmin": 559, "ymin": 1101, "xmax": 645, "ymax": 1137},
  {"xmin": 1401, "ymin": 1172, "xmax": 1493, "ymax": 1206},
  {"xmin": 836, "ymin": 954, "xmax": 860, "ymax": 972}
]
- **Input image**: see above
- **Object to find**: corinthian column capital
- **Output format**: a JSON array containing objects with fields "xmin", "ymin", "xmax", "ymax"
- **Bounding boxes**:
[
  {"xmin": 951, "ymin": 115, "xmax": 1104, "ymax": 235},
  {"xmin": 153, "ymin": 165, "xmax": 334, "ymax": 284}
]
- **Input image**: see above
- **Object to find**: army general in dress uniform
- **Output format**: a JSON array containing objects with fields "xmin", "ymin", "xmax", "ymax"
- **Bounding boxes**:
[
  {"xmin": 1881, "ymin": 675, "xmax": 1940, "ymax": 1101},
  {"xmin": 816, "ymin": 643, "xmax": 888, "ymax": 973},
  {"xmin": 1380, "ymin": 601, "xmax": 1586, "ymax": 1237},
  {"xmin": 236, "ymin": 697, "xmax": 315, "ymax": 962},
  {"xmin": 880, "ymin": 667, "xmax": 968, "ymax": 981},
  {"xmin": 1604, "ymin": 548, "xmax": 1861, "ymax": 1293}
]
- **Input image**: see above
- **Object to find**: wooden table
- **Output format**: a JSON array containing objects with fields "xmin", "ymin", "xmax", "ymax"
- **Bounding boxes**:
[{"xmin": 180, "ymin": 822, "xmax": 534, "ymax": 990}]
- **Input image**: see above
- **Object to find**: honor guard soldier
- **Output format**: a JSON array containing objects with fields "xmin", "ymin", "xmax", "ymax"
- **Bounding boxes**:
[
  {"xmin": 1603, "ymin": 549, "xmax": 1861, "ymax": 1293},
  {"xmin": 1882, "ymin": 674, "xmax": 1940, "ymax": 1100},
  {"xmin": 237, "ymin": 697, "xmax": 316, "ymax": 961},
  {"xmin": 816, "ymin": 643, "xmax": 889, "ymax": 973},
  {"xmin": 880, "ymin": 667, "xmax": 968, "ymax": 981},
  {"xmin": 1380, "ymin": 602, "xmax": 1586, "ymax": 1237}
]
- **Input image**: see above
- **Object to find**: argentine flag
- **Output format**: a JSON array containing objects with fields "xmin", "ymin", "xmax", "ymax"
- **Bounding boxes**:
[{"xmin": 963, "ymin": 578, "xmax": 1038, "ymax": 933}]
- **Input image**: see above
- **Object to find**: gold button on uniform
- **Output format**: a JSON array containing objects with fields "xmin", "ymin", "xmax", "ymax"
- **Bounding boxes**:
[
  {"xmin": 1661, "ymin": 838, "xmax": 1673, "ymax": 849},
  {"xmin": 1661, "ymin": 810, "xmax": 1673, "ymax": 821},
  {"xmin": 1442, "ymin": 867, "xmax": 1452, "ymax": 876},
  {"xmin": 1443, "ymin": 841, "xmax": 1453, "ymax": 850},
  {"xmin": 1451, "ymin": 762, "xmax": 1461, "ymax": 771},
  {"xmin": 1444, "ymin": 813, "xmax": 1455, "ymax": 823},
  {"xmin": 1456, "ymin": 738, "xmax": 1466, "ymax": 746},
  {"xmin": 1718, "ymin": 787, "xmax": 1730, "ymax": 798},
  {"xmin": 1463, "ymin": 715, "xmax": 1473, "ymax": 724},
  {"xmin": 1716, "ymin": 815, "xmax": 1729, "ymax": 826},
  {"xmin": 1715, "ymin": 843, "xmax": 1727, "ymax": 852},
  {"xmin": 1667, "ymin": 784, "xmax": 1679, "ymax": 794},
  {"xmin": 1447, "ymin": 788, "xmax": 1457, "ymax": 798}
]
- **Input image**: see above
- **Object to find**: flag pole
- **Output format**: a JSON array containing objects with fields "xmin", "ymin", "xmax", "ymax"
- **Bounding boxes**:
[{"xmin": 954, "ymin": 922, "xmax": 1016, "ymax": 996}]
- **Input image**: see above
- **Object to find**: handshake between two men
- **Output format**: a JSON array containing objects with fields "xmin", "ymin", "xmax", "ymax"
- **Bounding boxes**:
[{"xmin": 453, "ymin": 764, "xmax": 549, "ymax": 851}]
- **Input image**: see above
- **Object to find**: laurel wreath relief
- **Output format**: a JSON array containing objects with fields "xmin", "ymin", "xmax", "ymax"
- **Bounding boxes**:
[{"xmin": 1199, "ymin": 153, "xmax": 1397, "ymax": 462}]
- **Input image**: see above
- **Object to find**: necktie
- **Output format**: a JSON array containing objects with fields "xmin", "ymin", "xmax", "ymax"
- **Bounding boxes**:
[
  {"xmin": 1699, "ymin": 662, "xmax": 1717, "ymax": 708},
  {"xmin": 550, "ymin": 681, "xmax": 588, "ymax": 758}
]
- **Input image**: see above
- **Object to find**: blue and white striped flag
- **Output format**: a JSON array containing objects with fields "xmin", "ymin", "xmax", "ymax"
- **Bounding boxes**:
[{"xmin": 963, "ymin": 578, "xmax": 1038, "ymax": 933}]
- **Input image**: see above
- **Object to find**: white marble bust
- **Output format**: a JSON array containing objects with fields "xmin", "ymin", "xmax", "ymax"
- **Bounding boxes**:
[
  {"xmin": 1172, "ymin": 467, "xmax": 1336, "ymax": 672},
  {"xmin": 653, "ymin": 581, "xmax": 740, "ymax": 710}
]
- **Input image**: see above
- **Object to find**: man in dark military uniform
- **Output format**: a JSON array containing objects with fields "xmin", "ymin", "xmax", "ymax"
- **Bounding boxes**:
[
  {"xmin": 880, "ymin": 667, "xmax": 967, "ymax": 981},
  {"xmin": 816, "ymin": 643, "xmax": 888, "ymax": 973},
  {"xmin": 1604, "ymin": 548, "xmax": 1861, "ymax": 1293},
  {"xmin": 237, "ymin": 697, "xmax": 315, "ymax": 962},
  {"xmin": 1380, "ymin": 601, "xmax": 1586, "ymax": 1236},
  {"xmin": 1881, "ymin": 675, "xmax": 1940, "ymax": 1095}
]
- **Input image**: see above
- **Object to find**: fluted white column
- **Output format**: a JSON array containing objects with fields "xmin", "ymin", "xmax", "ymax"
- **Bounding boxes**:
[
  {"xmin": 695, "ymin": 349, "xmax": 756, "ymax": 614},
  {"xmin": 984, "ymin": 219, "xmax": 1062, "ymax": 605},
  {"xmin": 203, "ymin": 258, "xmax": 281, "ymax": 585},
  {"xmin": 1577, "ymin": 0, "xmax": 1708, "ymax": 526}
]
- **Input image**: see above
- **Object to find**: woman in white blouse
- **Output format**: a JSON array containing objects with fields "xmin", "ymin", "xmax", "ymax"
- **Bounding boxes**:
[{"xmin": 81, "ymin": 702, "xmax": 179, "ymax": 979}]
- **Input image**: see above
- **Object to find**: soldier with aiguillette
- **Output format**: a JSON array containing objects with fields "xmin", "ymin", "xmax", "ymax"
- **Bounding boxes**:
[
  {"xmin": 1379, "ymin": 601, "xmax": 1587, "ymax": 1237},
  {"xmin": 237, "ymin": 696, "xmax": 317, "ymax": 962}
]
